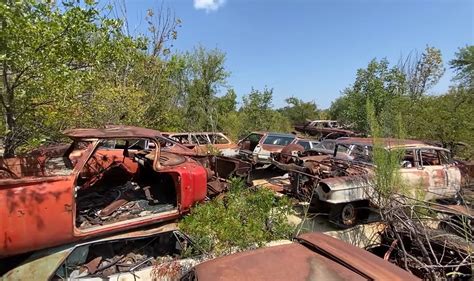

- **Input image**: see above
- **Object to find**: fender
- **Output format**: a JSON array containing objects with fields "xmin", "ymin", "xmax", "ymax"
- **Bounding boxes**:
[{"xmin": 317, "ymin": 175, "xmax": 373, "ymax": 204}]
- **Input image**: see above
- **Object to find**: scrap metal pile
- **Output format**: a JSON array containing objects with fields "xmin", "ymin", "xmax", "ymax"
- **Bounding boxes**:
[
  {"xmin": 273, "ymin": 156, "xmax": 370, "ymax": 201},
  {"xmin": 53, "ymin": 231, "xmax": 201, "ymax": 279}
]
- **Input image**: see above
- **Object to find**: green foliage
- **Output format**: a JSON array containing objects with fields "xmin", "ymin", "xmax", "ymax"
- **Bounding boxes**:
[
  {"xmin": 404, "ymin": 87, "xmax": 474, "ymax": 159},
  {"xmin": 450, "ymin": 45, "xmax": 474, "ymax": 89},
  {"xmin": 0, "ymin": 0, "xmax": 143, "ymax": 155},
  {"xmin": 179, "ymin": 179, "xmax": 294, "ymax": 256},
  {"xmin": 239, "ymin": 87, "xmax": 292, "ymax": 137},
  {"xmin": 329, "ymin": 59, "xmax": 406, "ymax": 135},
  {"xmin": 181, "ymin": 46, "xmax": 229, "ymax": 131},
  {"xmin": 403, "ymin": 46, "xmax": 445, "ymax": 99},
  {"xmin": 279, "ymin": 97, "xmax": 320, "ymax": 125},
  {"xmin": 367, "ymin": 99, "xmax": 405, "ymax": 202}
]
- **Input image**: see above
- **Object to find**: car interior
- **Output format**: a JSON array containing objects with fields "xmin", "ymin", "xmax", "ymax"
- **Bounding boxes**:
[{"xmin": 74, "ymin": 139, "xmax": 178, "ymax": 230}]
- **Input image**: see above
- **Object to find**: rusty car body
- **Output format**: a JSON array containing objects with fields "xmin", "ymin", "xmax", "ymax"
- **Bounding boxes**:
[
  {"xmin": 162, "ymin": 132, "xmax": 238, "ymax": 157},
  {"xmin": 237, "ymin": 132, "xmax": 298, "ymax": 166},
  {"xmin": 294, "ymin": 120, "xmax": 357, "ymax": 140},
  {"xmin": 181, "ymin": 232, "xmax": 419, "ymax": 281},
  {"xmin": 274, "ymin": 139, "xmax": 342, "ymax": 165},
  {"xmin": 2, "ymin": 223, "xmax": 205, "ymax": 281},
  {"xmin": 0, "ymin": 126, "xmax": 249, "ymax": 257},
  {"xmin": 274, "ymin": 138, "xmax": 465, "ymax": 227}
]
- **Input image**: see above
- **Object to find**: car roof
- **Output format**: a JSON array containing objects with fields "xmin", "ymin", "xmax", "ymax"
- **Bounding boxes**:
[
  {"xmin": 192, "ymin": 232, "xmax": 418, "ymax": 281},
  {"xmin": 335, "ymin": 137, "xmax": 442, "ymax": 149},
  {"xmin": 63, "ymin": 125, "xmax": 162, "ymax": 139},
  {"xmin": 251, "ymin": 132, "xmax": 296, "ymax": 138},
  {"xmin": 162, "ymin": 132, "xmax": 227, "ymax": 135},
  {"xmin": 310, "ymin": 120, "xmax": 338, "ymax": 123}
]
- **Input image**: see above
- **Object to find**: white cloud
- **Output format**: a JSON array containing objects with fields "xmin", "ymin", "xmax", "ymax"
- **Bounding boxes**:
[{"xmin": 193, "ymin": 0, "xmax": 226, "ymax": 12}]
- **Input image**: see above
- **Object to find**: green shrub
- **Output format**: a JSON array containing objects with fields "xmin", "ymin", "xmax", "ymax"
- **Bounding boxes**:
[{"xmin": 179, "ymin": 179, "xmax": 294, "ymax": 256}]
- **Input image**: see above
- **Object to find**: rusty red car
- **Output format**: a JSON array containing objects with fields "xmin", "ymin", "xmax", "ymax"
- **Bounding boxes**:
[{"xmin": 0, "ymin": 126, "xmax": 247, "ymax": 257}]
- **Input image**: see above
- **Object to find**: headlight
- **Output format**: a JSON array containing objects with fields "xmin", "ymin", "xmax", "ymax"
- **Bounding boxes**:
[{"xmin": 320, "ymin": 183, "xmax": 331, "ymax": 193}]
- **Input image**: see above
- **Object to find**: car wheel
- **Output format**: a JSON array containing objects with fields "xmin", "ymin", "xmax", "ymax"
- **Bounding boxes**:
[{"xmin": 340, "ymin": 203, "xmax": 357, "ymax": 227}]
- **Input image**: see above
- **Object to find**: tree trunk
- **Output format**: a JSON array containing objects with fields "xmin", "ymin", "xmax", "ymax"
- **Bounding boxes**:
[
  {"xmin": 2, "ymin": 61, "xmax": 17, "ymax": 158},
  {"xmin": 3, "ymin": 111, "xmax": 16, "ymax": 158}
]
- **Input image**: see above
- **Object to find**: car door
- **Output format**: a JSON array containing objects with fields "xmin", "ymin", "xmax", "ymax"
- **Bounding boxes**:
[
  {"xmin": 438, "ymin": 149, "xmax": 461, "ymax": 197},
  {"xmin": 238, "ymin": 133, "xmax": 263, "ymax": 160},
  {"xmin": 416, "ymin": 148, "xmax": 449, "ymax": 201},
  {"xmin": 397, "ymin": 148, "xmax": 426, "ymax": 199}
]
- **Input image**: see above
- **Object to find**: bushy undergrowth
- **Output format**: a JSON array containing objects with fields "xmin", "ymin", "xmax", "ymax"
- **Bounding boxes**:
[{"xmin": 179, "ymin": 179, "xmax": 294, "ymax": 257}]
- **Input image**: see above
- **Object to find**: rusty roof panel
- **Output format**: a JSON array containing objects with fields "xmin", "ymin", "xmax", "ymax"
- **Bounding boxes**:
[
  {"xmin": 63, "ymin": 125, "xmax": 162, "ymax": 139},
  {"xmin": 193, "ymin": 243, "xmax": 367, "ymax": 281},
  {"xmin": 336, "ymin": 137, "xmax": 430, "ymax": 148},
  {"xmin": 297, "ymin": 232, "xmax": 419, "ymax": 280},
  {"xmin": 192, "ymin": 232, "xmax": 419, "ymax": 281}
]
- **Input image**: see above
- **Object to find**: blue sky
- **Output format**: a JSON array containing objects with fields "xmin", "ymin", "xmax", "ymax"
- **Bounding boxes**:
[{"xmin": 121, "ymin": 0, "xmax": 473, "ymax": 109}]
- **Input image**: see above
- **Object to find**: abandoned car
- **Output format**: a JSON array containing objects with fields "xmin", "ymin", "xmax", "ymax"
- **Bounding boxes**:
[
  {"xmin": 237, "ymin": 132, "xmax": 298, "ymax": 166},
  {"xmin": 0, "ymin": 126, "xmax": 248, "ymax": 257},
  {"xmin": 294, "ymin": 119, "xmax": 357, "ymax": 140},
  {"xmin": 273, "ymin": 138, "xmax": 339, "ymax": 164},
  {"xmin": 181, "ymin": 232, "xmax": 419, "ymax": 281},
  {"xmin": 162, "ymin": 132, "xmax": 238, "ymax": 157},
  {"xmin": 275, "ymin": 138, "xmax": 465, "ymax": 227},
  {"xmin": 3, "ymin": 223, "xmax": 205, "ymax": 281}
]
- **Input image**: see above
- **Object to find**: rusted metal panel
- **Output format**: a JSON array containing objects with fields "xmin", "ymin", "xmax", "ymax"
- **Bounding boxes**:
[
  {"xmin": 191, "ymin": 232, "xmax": 419, "ymax": 281},
  {"xmin": 296, "ymin": 232, "xmax": 420, "ymax": 280},
  {"xmin": 335, "ymin": 137, "xmax": 429, "ymax": 149},
  {"xmin": 63, "ymin": 125, "xmax": 163, "ymax": 139}
]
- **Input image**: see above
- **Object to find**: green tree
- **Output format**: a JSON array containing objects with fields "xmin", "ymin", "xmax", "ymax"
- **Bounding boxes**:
[
  {"xmin": 407, "ymin": 88, "xmax": 474, "ymax": 158},
  {"xmin": 400, "ymin": 46, "xmax": 445, "ymax": 99},
  {"xmin": 329, "ymin": 59, "xmax": 406, "ymax": 135},
  {"xmin": 182, "ymin": 46, "xmax": 229, "ymax": 131},
  {"xmin": 450, "ymin": 45, "xmax": 474, "ymax": 89},
  {"xmin": 0, "ymin": 0, "xmax": 141, "ymax": 156},
  {"xmin": 239, "ymin": 87, "xmax": 291, "ymax": 136},
  {"xmin": 215, "ymin": 89, "xmax": 241, "ymax": 140},
  {"xmin": 279, "ymin": 97, "xmax": 320, "ymax": 125}
]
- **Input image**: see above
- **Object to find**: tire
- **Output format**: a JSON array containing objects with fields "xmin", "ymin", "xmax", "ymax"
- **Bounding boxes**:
[
  {"xmin": 330, "ymin": 203, "xmax": 358, "ymax": 228},
  {"xmin": 340, "ymin": 203, "xmax": 357, "ymax": 226}
]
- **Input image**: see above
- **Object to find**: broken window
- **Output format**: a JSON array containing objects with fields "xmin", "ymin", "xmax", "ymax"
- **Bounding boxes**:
[
  {"xmin": 170, "ymin": 134, "xmax": 190, "ymax": 144},
  {"xmin": 418, "ymin": 149, "xmax": 444, "ymax": 166},
  {"xmin": 399, "ymin": 149, "xmax": 416, "ymax": 168},
  {"xmin": 317, "ymin": 140, "xmax": 336, "ymax": 151},
  {"xmin": 51, "ymin": 230, "xmax": 202, "ymax": 280},
  {"xmin": 350, "ymin": 145, "xmax": 372, "ymax": 163},
  {"xmin": 241, "ymin": 133, "xmax": 263, "ymax": 151},
  {"xmin": 209, "ymin": 134, "xmax": 229, "ymax": 145},
  {"xmin": 192, "ymin": 134, "xmax": 210, "ymax": 145},
  {"xmin": 75, "ymin": 138, "xmax": 178, "ymax": 230},
  {"xmin": 297, "ymin": 140, "xmax": 311, "ymax": 150}
]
